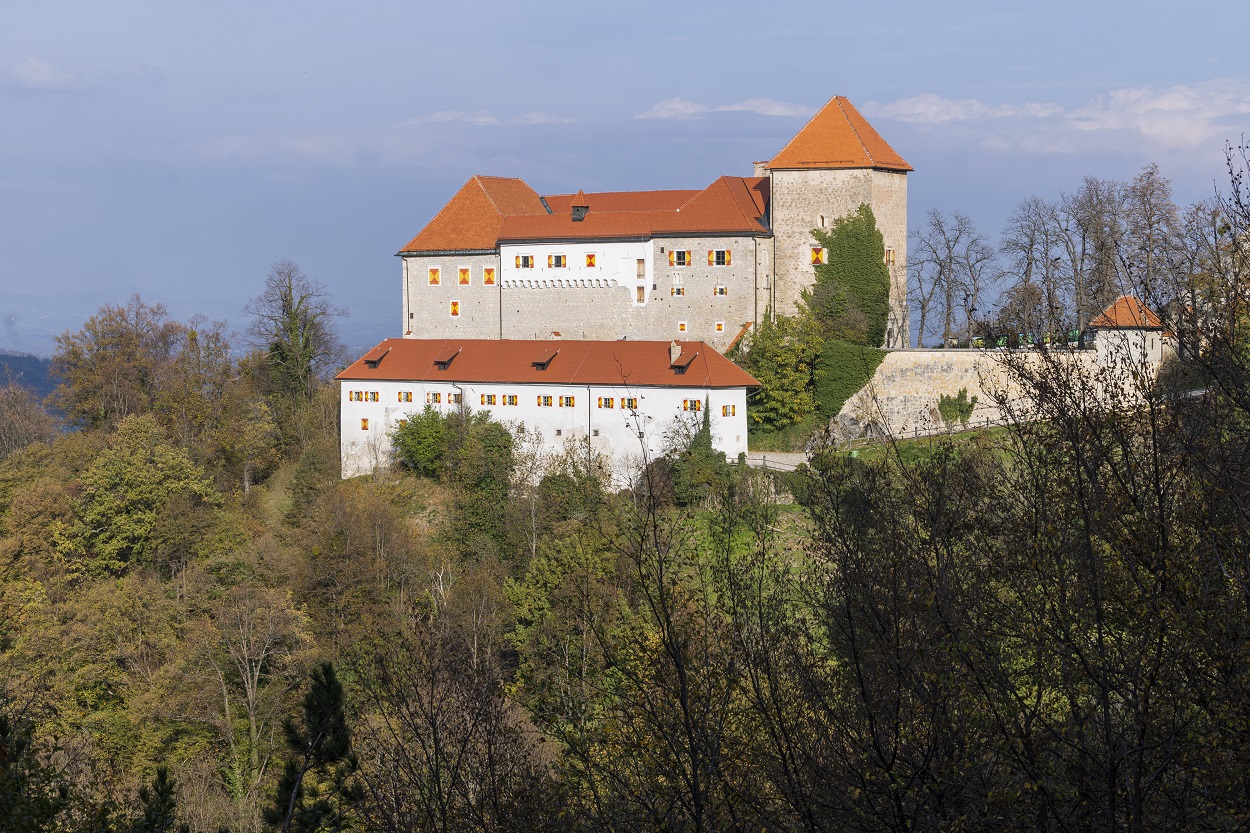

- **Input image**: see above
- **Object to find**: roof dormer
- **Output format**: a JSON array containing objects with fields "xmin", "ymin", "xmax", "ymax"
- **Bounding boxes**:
[{"xmin": 571, "ymin": 190, "xmax": 589, "ymax": 222}]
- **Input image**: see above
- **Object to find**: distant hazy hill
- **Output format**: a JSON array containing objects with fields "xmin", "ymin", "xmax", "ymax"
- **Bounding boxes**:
[{"xmin": 1, "ymin": 351, "xmax": 54, "ymax": 399}]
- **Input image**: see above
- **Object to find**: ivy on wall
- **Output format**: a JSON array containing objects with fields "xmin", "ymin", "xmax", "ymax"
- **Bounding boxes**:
[
  {"xmin": 806, "ymin": 204, "xmax": 891, "ymax": 348},
  {"xmin": 814, "ymin": 339, "xmax": 887, "ymax": 420},
  {"xmin": 737, "ymin": 204, "xmax": 891, "ymax": 436}
]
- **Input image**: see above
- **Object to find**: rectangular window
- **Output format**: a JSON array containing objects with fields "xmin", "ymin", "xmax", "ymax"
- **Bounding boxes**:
[
  {"xmin": 449, "ymin": 393, "xmax": 463, "ymax": 404},
  {"xmin": 709, "ymin": 249, "xmax": 731, "ymax": 266},
  {"xmin": 668, "ymin": 250, "xmax": 690, "ymax": 267},
  {"xmin": 683, "ymin": 399, "xmax": 702, "ymax": 412},
  {"xmin": 715, "ymin": 321, "xmax": 725, "ymax": 333},
  {"xmin": 367, "ymin": 391, "xmax": 379, "ymax": 402},
  {"xmin": 450, "ymin": 300, "xmax": 460, "ymax": 317},
  {"xmin": 885, "ymin": 247, "xmax": 896, "ymax": 266},
  {"xmin": 349, "ymin": 391, "xmax": 363, "ymax": 402},
  {"xmin": 503, "ymin": 394, "xmax": 518, "ymax": 406},
  {"xmin": 585, "ymin": 253, "xmax": 596, "ymax": 267},
  {"xmin": 483, "ymin": 267, "xmax": 496, "ymax": 285},
  {"xmin": 517, "ymin": 255, "xmax": 534, "ymax": 268},
  {"xmin": 427, "ymin": 392, "xmax": 442, "ymax": 404},
  {"xmin": 597, "ymin": 396, "xmax": 615, "ymax": 409},
  {"xmin": 722, "ymin": 404, "xmax": 736, "ymax": 416},
  {"xmin": 555, "ymin": 429, "xmax": 562, "ymax": 437},
  {"xmin": 678, "ymin": 321, "xmax": 688, "ymax": 333},
  {"xmin": 636, "ymin": 286, "xmax": 645, "ymax": 303},
  {"xmin": 428, "ymin": 267, "xmax": 440, "ymax": 285},
  {"xmin": 670, "ymin": 286, "xmax": 685, "ymax": 296},
  {"xmin": 481, "ymin": 394, "xmax": 497, "ymax": 405},
  {"xmin": 398, "ymin": 391, "xmax": 413, "ymax": 403},
  {"xmin": 811, "ymin": 246, "xmax": 828, "ymax": 265},
  {"xmin": 559, "ymin": 395, "xmax": 575, "ymax": 407},
  {"xmin": 713, "ymin": 285, "xmax": 728, "ymax": 296},
  {"xmin": 458, "ymin": 267, "xmax": 471, "ymax": 285},
  {"xmin": 361, "ymin": 418, "xmax": 369, "ymax": 430},
  {"xmin": 622, "ymin": 397, "xmax": 638, "ymax": 410},
  {"xmin": 538, "ymin": 395, "xmax": 553, "ymax": 407},
  {"xmin": 549, "ymin": 254, "xmax": 566, "ymax": 268}
]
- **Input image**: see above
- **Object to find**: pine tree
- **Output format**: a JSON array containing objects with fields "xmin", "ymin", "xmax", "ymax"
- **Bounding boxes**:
[{"xmin": 267, "ymin": 663, "xmax": 356, "ymax": 833}]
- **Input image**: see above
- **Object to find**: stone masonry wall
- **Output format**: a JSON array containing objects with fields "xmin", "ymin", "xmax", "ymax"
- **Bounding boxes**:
[
  {"xmin": 769, "ymin": 168, "xmax": 908, "ymax": 347},
  {"xmin": 837, "ymin": 349, "xmax": 1101, "ymax": 438},
  {"xmin": 403, "ymin": 253, "xmax": 501, "ymax": 338},
  {"xmin": 401, "ymin": 237, "xmax": 762, "ymax": 352}
]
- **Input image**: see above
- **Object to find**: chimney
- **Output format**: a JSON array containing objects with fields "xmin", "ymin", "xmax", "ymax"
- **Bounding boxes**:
[
  {"xmin": 753, "ymin": 160, "xmax": 769, "ymax": 177},
  {"xmin": 670, "ymin": 340, "xmax": 681, "ymax": 364},
  {"xmin": 571, "ymin": 189, "xmax": 589, "ymax": 222}
]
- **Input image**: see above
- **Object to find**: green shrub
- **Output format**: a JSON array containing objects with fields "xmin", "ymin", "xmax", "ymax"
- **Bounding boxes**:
[
  {"xmin": 391, "ymin": 405, "xmax": 447, "ymax": 477},
  {"xmin": 736, "ymin": 311, "xmax": 823, "ymax": 432},
  {"xmin": 937, "ymin": 388, "xmax": 978, "ymax": 426}
]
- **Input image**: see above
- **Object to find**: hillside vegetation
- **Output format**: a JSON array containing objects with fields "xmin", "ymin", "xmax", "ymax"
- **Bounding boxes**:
[{"xmin": 2, "ymin": 152, "xmax": 1250, "ymax": 832}]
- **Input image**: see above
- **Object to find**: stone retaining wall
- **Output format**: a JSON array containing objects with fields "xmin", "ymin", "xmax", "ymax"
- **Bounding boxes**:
[{"xmin": 835, "ymin": 349, "xmax": 1101, "ymax": 438}]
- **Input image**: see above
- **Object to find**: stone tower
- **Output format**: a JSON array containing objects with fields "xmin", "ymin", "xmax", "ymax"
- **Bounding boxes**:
[{"xmin": 762, "ymin": 97, "xmax": 911, "ymax": 348}]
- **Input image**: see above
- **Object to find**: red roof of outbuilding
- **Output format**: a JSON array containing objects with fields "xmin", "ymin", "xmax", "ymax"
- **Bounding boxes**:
[
  {"xmin": 338, "ymin": 339, "xmax": 759, "ymax": 389},
  {"xmin": 1089, "ymin": 296, "xmax": 1165, "ymax": 330},
  {"xmin": 766, "ymin": 96, "xmax": 912, "ymax": 172}
]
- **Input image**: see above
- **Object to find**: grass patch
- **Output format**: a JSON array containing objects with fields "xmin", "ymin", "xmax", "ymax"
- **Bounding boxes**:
[
  {"xmin": 748, "ymin": 415, "xmax": 821, "ymax": 452},
  {"xmin": 819, "ymin": 425, "xmax": 1014, "ymax": 466}
]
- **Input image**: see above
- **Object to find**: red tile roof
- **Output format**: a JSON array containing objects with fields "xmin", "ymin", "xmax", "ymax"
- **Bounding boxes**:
[
  {"xmin": 543, "ymin": 189, "xmax": 699, "ymax": 214},
  {"xmin": 766, "ymin": 96, "xmax": 912, "ymax": 172},
  {"xmin": 400, "ymin": 176, "xmax": 548, "ymax": 253},
  {"xmin": 400, "ymin": 177, "xmax": 771, "ymax": 252},
  {"xmin": 1089, "ymin": 296, "xmax": 1165, "ymax": 330},
  {"xmin": 338, "ymin": 339, "xmax": 759, "ymax": 389}
]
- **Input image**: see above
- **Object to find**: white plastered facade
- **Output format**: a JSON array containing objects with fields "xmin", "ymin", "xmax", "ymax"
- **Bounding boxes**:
[{"xmin": 340, "ymin": 378, "xmax": 750, "ymax": 485}]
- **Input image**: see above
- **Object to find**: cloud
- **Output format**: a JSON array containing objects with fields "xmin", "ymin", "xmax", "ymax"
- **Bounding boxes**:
[
  {"xmin": 634, "ymin": 97, "xmax": 709, "ymax": 119},
  {"xmin": 715, "ymin": 98, "xmax": 814, "ymax": 118},
  {"xmin": 9, "ymin": 57, "xmax": 80, "ymax": 92},
  {"xmin": 635, "ymin": 96, "xmax": 813, "ymax": 119},
  {"xmin": 864, "ymin": 81, "xmax": 1250, "ymax": 154},
  {"xmin": 191, "ymin": 108, "xmax": 575, "ymax": 164},
  {"xmin": 404, "ymin": 109, "xmax": 574, "ymax": 127},
  {"xmin": 865, "ymin": 93, "xmax": 1062, "ymax": 124},
  {"xmin": 1067, "ymin": 81, "xmax": 1250, "ymax": 149}
]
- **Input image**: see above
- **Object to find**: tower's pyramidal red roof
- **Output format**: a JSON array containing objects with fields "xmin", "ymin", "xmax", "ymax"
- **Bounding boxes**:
[{"xmin": 767, "ymin": 96, "xmax": 912, "ymax": 172}]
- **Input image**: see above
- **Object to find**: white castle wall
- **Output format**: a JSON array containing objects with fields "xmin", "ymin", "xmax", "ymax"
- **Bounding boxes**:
[{"xmin": 341, "ymin": 378, "xmax": 750, "ymax": 485}]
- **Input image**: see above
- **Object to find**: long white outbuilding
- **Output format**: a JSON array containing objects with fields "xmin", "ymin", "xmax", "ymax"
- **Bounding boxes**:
[{"xmin": 337, "ymin": 338, "xmax": 758, "ymax": 483}]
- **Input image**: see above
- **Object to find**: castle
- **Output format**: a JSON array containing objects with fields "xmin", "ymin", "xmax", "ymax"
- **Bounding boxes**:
[{"xmin": 396, "ymin": 96, "xmax": 912, "ymax": 352}]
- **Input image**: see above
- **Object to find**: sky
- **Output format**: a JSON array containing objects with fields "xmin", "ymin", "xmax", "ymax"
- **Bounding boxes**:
[{"xmin": 2, "ymin": 0, "xmax": 1248, "ymax": 355}]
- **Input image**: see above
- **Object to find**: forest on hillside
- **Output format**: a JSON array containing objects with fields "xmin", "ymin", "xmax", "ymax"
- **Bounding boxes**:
[{"xmin": 2, "ymin": 147, "xmax": 1250, "ymax": 832}]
